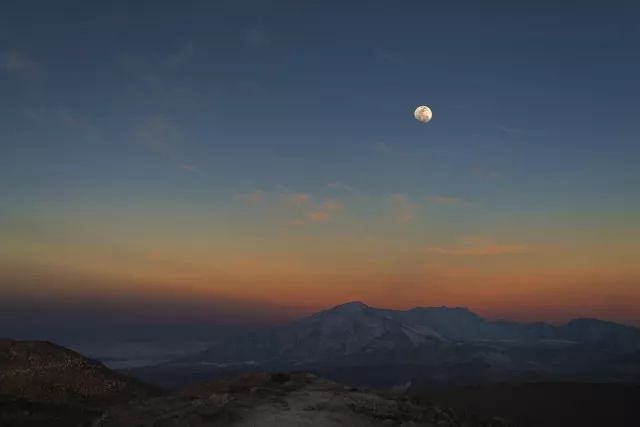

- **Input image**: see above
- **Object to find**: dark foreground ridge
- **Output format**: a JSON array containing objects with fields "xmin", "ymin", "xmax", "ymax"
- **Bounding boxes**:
[
  {"xmin": 0, "ymin": 339, "xmax": 502, "ymax": 426},
  {"xmin": 2, "ymin": 339, "xmax": 640, "ymax": 426},
  {"xmin": 98, "ymin": 372, "xmax": 502, "ymax": 427}
]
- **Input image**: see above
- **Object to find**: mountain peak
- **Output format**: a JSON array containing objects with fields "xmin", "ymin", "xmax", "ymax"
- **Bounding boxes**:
[{"xmin": 328, "ymin": 301, "xmax": 370, "ymax": 312}]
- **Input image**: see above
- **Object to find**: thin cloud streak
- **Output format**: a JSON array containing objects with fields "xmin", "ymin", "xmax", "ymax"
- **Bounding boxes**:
[
  {"xmin": 287, "ymin": 192, "xmax": 311, "ymax": 208},
  {"xmin": 388, "ymin": 194, "xmax": 415, "ymax": 224},
  {"xmin": 237, "ymin": 190, "xmax": 266, "ymax": 204},
  {"xmin": 1, "ymin": 50, "xmax": 38, "ymax": 74},
  {"xmin": 237, "ymin": 189, "xmax": 343, "ymax": 224},
  {"xmin": 371, "ymin": 142, "xmax": 391, "ymax": 152},
  {"xmin": 428, "ymin": 237, "xmax": 527, "ymax": 256},
  {"xmin": 136, "ymin": 117, "xmax": 200, "ymax": 173},
  {"xmin": 430, "ymin": 195, "xmax": 469, "ymax": 205},
  {"xmin": 302, "ymin": 198, "xmax": 343, "ymax": 223},
  {"xmin": 327, "ymin": 181, "xmax": 357, "ymax": 193}
]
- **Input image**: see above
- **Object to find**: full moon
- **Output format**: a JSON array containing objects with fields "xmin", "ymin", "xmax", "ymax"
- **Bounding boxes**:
[{"xmin": 414, "ymin": 105, "xmax": 432, "ymax": 123}]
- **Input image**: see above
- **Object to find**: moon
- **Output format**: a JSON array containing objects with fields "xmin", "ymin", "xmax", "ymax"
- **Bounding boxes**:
[{"xmin": 414, "ymin": 105, "xmax": 432, "ymax": 123}]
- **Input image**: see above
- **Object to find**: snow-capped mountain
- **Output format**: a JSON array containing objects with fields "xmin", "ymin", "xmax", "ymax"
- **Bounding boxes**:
[
  {"xmin": 188, "ymin": 301, "xmax": 448, "ymax": 366},
  {"xmin": 165, "ymin": 302, "xmax": 640, "ymax": 388}
]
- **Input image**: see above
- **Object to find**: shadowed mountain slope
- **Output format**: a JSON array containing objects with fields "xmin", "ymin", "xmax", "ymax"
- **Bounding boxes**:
[
  {"xmin": 0, "ymin": 339, "xmax": 160, "ymax": 426},
  {"xmin": 0, "ymin": 339, "xmax": 159, "ymax": 405}
]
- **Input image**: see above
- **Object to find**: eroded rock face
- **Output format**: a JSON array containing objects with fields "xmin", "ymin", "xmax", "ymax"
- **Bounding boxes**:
[{"xmin": 0, "ymin": 339, "xmax": 158, "ymax": 405}]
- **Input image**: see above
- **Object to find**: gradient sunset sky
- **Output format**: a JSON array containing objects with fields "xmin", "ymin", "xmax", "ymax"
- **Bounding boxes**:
[{"xmin": 2, "ymin": 0, "xmax": 640, "ymax": 339}]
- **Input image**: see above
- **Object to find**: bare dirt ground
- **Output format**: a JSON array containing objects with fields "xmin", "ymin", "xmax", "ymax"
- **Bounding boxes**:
[{"xmin": 96, "ymin": 373, "xmax": 468, "ymax": 427}]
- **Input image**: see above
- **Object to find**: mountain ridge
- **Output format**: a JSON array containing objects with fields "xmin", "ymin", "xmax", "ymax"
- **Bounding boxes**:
[
  {"xmin": 192, "ymin": 302, "xmax": 640, "ymax": 358},
  {"xmin": 148, "ymin": 302, "xmax": 640, "ymax": 389}
]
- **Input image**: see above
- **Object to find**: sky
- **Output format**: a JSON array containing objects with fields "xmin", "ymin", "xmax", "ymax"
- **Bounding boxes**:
[{"xmin": 1, "ymin": 0, "xmax": 640, "ymax": 340}]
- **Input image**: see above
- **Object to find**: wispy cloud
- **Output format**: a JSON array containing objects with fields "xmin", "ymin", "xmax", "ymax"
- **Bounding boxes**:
[
  {"xmin": 236, "ymin": 190, "xmax": 266, "ymax": 204},
  {"xmin": 166, "ymin": 43, "xmax": 195, "ymax": 68},
  {"xmin": 136, "ymin": 117, "xmax": 199, "ymax": 173},
  {"xmin": 245, "ymin": 28, "xmax": 270, "ymax": 47},
  {"xmin": 327, "ymin": 181, "xmax": 357, "ymax": 193},
  {"xmin": 238, "ymin": 189, "xmax": 343, "ymax": 224},
  {"xmin": 470, "ymin": 166, "xmax": 503, "ymax": 181},
  {"xmin": 287, "ymin": 192, "xmax": 311, "ymax": 208},
  {"xmin": 57, "ymin": 107, "xmax": 101, "ymax": 142},
  {"xmin": 301, "ymin": 199, "xmax": 343, "ymax": 223},
  {"xmin": 388, "ymin": 194, "xmax": 415, "ymax": 224},
  {"xmin": 20, "ymin": 105, "xmax": 101, "ymax": 143},
  {"xmin": 116, "ymin": 43, "xmax": 200, "ymax": 111},
  {"xmin": 1, "ymin": 50, "xmax": 38, "ymax": 74},
  {"xmin": 430, "ymin": 195, "xmax": 469, "ymax": 205},
  {"xmin": 371, "ymin": 142, "xmax": 391, "ymax": 153},
  {"xmin": 428, "ymin": 237, "xmax": 527, "ymax": 256}
]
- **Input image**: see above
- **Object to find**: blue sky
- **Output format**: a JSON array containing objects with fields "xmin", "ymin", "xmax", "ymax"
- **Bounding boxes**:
[
  {"xmin": 3, "ymin": 1, "xmax": 639, "ymax": 200},
  {"xmin": 2, "ymin": 0, "xmax": 640, "ymax": 339}
]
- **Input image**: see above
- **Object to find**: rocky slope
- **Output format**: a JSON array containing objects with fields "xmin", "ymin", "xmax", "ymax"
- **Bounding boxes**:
[
  {"xmin": 97, "ymin": 372, "xmax": 501, "ymax": 427},
  {"xmin": 0, "ymin": 339, "xmax": 160, "ymax": 426},
  {"xmin": 0, "ymin": 339, "xmax": 159, "ymax": 405}
]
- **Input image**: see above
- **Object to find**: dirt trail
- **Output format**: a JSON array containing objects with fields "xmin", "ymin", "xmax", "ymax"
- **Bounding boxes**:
[
  {"xmin": 98, "ymin": 373, "xmax": 449, "ymax": 427},
  {"xmin": 232, "ymin": 383, "xmax": 394, "ymax": 427}
]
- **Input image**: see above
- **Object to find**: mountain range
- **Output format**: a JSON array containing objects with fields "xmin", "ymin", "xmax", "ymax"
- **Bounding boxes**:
[
  {"xmin": 3, "ymin": 303, "xmax": 640, "ymax": 427},
  {"xmin": 139, "ymin": 302, "xmax": 640, "ymax": 389}
]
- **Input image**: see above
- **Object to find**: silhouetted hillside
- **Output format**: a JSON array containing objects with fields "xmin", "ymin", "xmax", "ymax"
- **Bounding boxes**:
[
  {"xmin": 0, "ymin": 339, "xmax": 159, "ymax": 404},
  {"xmin": 0, "ymin": 339, "xmax": 160, "ymax": 426}
]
